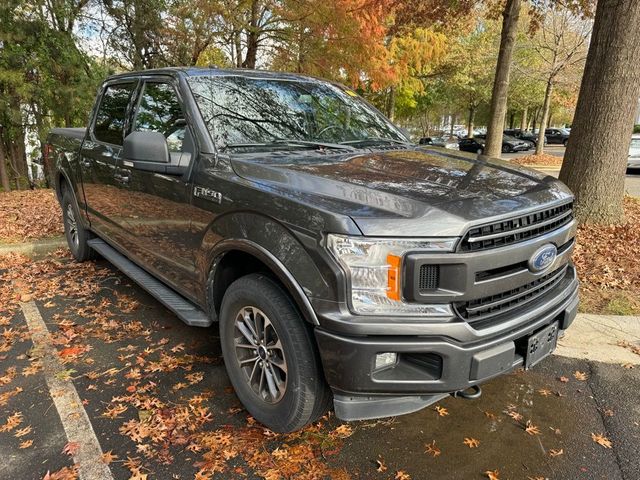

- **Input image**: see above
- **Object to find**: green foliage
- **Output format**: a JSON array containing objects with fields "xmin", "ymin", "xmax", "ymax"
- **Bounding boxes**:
[{"xmin": 634, "ymin": 125, "xmax": 640, "ymax": 134}]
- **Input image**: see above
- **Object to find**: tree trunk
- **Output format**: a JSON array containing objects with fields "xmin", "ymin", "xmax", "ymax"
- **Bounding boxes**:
[
  {"xmin": 242, "ymin": 0, "xmax": 260, "ymax": 68},
  {"xmin": 450, "ymin": 114, "xmax": 456, "ymax": 136},
  {"xmin": 520, "ymin": 107, "xmax": 528, "ymax": 131},
  {"xmin": 484, "ymin": 0, "xmax": 522, "ymax": 157},
  {"xmin": 0, "ymin": 136, "xmax": 10, "ymax": 192},
  {"xmin": 535, "ymin": 78, "xmax": 554, "ymax": 154},
  {"xmin": 467, "ymin": 105, "xmax": 476, "ymax": 138},
  {"xmin": 387, "ymin": 86, "xmax": 396, "ymax": 122},
  {"xmin": 531, "ymin": 107, "xmax": 538, "ymax": 132},
  {"xmin": 509, "ymin": 111, "xmax": 515, "ymax": 129},
  {"xmin": 559, "ymin": 0, "xmax": 640, "ymax": 224}
]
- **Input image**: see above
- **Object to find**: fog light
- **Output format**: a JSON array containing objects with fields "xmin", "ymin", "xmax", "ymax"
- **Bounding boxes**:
[{"xmin": 375, "ymin": 352, "xmax": 397, "ymax": 370}]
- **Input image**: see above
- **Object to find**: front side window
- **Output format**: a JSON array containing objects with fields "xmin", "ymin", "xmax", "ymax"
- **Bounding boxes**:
[
  {"xmin": 134, "ymin": 82, "xmax": 185, "ymax": 152},
  {"xmin": 187, "ymin": 75, "xmax": 406, "ymax": 152},
  {"xmin": 93, "ymin": 83, "xmax": 136, "ymax": 145}
]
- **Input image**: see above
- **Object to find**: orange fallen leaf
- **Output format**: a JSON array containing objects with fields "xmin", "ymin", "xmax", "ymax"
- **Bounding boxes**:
[
  {"xmin": 424, "ymin": 440, "xmax": 441, "ymax": 457},
  {"xmin": 434, "ymin": 405, "xmax": 449, "ymax": 417},
  {"xmin": 62, "ymin": 441, "xmax": 80, "ymax": 456},
  {"xmin": 395, "ymin": 471, "xmax": 411, "ymax": 480},
  {"xmin": 549, "ymin": 448, "xmax": 564, "ymax": 457},
  {"xmin": 463, "ymin": 437, "xmax": 480, "ymax": 448},
  {"xmin": 376, "ymin": 456, "xmax": 387, "ymax": 472},
  {"xmin": 101, "ymin": 450, "xmax": 118, "ymax": 465},
  {"xmin": 591, "ymin": 433, "xmax": 612, "ymax": 448},
  {"xmin": 525, "ymin": 421, "xmax": 541, "ymax": 436},
  {"xmin": 573, "ymin": 371, "xmax": 588, "ymax": 381},
  {"xmin": 485, "ymin": 469, "xmax": 500, "ymax": 480},
  {"xmin": 19, "ymin": 439, "xmax": 33, "ymax": 449}
]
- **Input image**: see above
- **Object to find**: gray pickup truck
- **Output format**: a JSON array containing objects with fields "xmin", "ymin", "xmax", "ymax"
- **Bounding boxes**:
[{"xmin": 47, "ymin": 67, "xmax": 579, "ymax": 432}]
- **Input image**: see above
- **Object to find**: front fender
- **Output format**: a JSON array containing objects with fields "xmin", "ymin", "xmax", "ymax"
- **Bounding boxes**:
[{"xmin": 199, "ymin": 212, "xmax": 338, "ymax": 325}]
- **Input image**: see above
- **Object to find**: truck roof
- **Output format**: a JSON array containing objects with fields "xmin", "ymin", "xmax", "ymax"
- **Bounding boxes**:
[{"xmin": 105, "ymin": 67, "xmax": 327, "ymax": 85}]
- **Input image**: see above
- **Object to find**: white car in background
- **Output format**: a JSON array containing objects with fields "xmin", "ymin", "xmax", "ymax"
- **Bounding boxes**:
[{"xmin": 629, "ymin": 134, "xmax": 640, "ymax": 169}]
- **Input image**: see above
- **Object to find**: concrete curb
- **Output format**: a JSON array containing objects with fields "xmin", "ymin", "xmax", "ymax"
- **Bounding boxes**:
[
  {"xmin": 0, "ymin": 236, "xmax": 67, "ymax": 257},
  {"xmin": 520, "ymin": 164, "xmax": 562, "ymax": 171},
  {"xmin": 555, "ymin": 313, "xmax": 640, "ymax": 365}
]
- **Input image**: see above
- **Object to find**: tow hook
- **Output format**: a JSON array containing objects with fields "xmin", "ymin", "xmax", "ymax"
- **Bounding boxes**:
[{"xmin": 452, "ymin": 385, "xmax": 482, "ymax": 400}]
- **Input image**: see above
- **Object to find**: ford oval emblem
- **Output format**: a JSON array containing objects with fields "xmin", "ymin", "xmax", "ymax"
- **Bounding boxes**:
[{"xmin": 528, "ymin": 244, "xmax": 557, "ymax": 273}]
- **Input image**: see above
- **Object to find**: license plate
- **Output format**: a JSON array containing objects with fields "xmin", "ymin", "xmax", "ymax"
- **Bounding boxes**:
[{"xmin": 525, "ymin": 321, "xmax": 559, "ymax": 369}]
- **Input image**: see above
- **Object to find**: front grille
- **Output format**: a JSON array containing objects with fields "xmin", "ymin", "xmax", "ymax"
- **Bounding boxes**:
[
  {"xmin": 455, "ymin": 264, "xmax": 569, "ymax": 323},
  {"xmin": 459, "ymin": 202, "xmax": 573, "ymax": 252},
  {"xmin": 419, "ymin": 265, "xmax": 439, "ymax": 291}
]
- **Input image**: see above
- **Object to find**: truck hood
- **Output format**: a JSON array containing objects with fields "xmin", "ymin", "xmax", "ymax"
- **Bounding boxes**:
[{"xmin": 231, "ymin": 148, "xmax": 573, "ymax": 237}]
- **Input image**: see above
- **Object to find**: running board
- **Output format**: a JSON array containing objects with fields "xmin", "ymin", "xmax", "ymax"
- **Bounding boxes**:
[{"xmin": 87, "ymin": 238, "xmax": 211, "ymax": 327}]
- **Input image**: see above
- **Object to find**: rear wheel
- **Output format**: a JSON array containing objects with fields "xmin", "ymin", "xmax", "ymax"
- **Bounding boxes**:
[
  {"xmin": 61, "ymin": 191, "xmax": 95, "ymax": 261},
  {"xmin": 501, "ymin": 144, "xmax": 512, "ymax": 153},
  {"xmin": 219, "ymin": 274, "xmax": 331, "ymax": 432},
  {"xmin": 563, "ymin": 139, "xmax": 569, "ymax": 146}
]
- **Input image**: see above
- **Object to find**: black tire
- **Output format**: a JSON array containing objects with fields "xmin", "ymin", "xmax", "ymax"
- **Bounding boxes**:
[
  {"xmin": 61, "ymin": 191, "xmax": 95, "ymax": 261},
  {"xmin": 563, "ymin": 139, "xmax": 569, "ymax": 146},
  {"xmin": 219, "ymin": 274, "xmax": 331, "ymax": 432},
  {"xmin": 501, "ymin": 144, "xmax": 512, "ymax": 153}
]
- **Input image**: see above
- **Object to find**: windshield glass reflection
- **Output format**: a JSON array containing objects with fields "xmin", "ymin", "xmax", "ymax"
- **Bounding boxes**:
[{"xmin": 187, "ymin": 75, "xmax": 406, "ymax": 152}]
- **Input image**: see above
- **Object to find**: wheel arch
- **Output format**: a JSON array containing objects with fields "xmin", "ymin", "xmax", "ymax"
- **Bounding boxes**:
[{"xmin": 207, "ymin": 239, "xmax": 320, "ymax": 326}]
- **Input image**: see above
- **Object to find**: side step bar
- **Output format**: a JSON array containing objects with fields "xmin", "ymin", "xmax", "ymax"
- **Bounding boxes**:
[{"xmin": 87, "ymin": 238, "xmax": 211, "ymax": 327}]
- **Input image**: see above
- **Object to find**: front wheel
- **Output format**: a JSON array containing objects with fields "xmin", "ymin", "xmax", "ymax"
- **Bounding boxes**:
[
  {"xmin": 219, "ymin": 274, "xmax": 331, "ymax": 432},
  {"xmin": 61, "ymin": 191, "xmax": 95, "ymax": 261},
  {"xmin": 501, "ymin": 144, "xmax": 512, "ymax": 153}
]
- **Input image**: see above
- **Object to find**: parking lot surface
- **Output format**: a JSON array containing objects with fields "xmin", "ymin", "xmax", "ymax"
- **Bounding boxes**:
[{"xmin": 1, "ymin": 252, "xmax": 639, "ymax": 479}]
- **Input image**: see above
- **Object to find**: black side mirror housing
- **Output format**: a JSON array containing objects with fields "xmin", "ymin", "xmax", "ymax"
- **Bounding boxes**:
[{"xmin": 123, "ymin": 131, "xmax": 175, "ymax": 173}]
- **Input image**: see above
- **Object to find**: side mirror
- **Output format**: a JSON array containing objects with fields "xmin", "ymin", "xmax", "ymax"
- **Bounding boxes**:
[{"xmin": 122, "ymin": 131, "xmax": 171, "ymax": 172}]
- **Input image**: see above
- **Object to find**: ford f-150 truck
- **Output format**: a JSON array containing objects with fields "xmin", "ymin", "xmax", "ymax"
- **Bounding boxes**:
[{"xmin": 47, "ymin": 67, "xmax": 579, "ymax": 433}]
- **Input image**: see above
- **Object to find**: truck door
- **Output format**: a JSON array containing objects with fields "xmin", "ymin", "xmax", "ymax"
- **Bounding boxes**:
[
  {"xmin": 112, "ymin": 79, "xmax": 201, "ymax": 297},
  {"xmin": 79, "ymin": 81, "xmax": 137, "ymax": 245}
]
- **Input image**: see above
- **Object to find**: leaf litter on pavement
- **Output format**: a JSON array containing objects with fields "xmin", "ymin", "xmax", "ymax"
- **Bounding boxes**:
[{"xmin": 0, "ymin": 249, "xmax": 625, "ymax": 479}]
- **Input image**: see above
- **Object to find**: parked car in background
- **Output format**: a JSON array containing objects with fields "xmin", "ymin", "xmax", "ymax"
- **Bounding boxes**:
[
  {"xmin": 545, "ymin": 128, "xmax": 571, "ymax": 145},
  {"xmin": 47, "ymin": 67, "xmax": 579, "ymax": 433},
  {"xmin": 458, "ymin": 136, "xmax": 485, "ymax": 153},
  {"xmin": 504, "ymin": 129, "xmax": 547, "ymax": 147},
  {"xmin": 474, "ymin": 134, "xmax": 531, "ymax": 153},
  {"xmin": 628, "ymin": 134, "xmax": 640, "ymax": 170},
  {"xmin": 418, "ymin": 135, "xmax": 459, "ymax": 150}
]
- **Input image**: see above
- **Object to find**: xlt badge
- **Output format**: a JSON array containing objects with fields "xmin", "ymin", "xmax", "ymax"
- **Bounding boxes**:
[{"xmin": 194, "ymin": 186, "xmax": 223, "ymax": 204}]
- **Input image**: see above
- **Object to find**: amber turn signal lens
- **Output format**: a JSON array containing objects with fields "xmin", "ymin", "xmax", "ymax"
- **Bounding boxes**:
[{"xmin": 386, "ymin": 254, "xmax": 401, "ymax": 301}]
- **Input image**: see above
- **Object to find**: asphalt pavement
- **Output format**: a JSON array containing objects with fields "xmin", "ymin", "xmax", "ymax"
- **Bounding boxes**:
[{"xmin": 1, "ymin": 254, "xmax": 639, "ymax": 480}]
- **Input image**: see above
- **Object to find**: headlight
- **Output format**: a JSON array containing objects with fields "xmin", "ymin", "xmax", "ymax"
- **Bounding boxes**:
[{"xmin": 326, "ymin": 234, "xmax": 457, "ymax": 316}]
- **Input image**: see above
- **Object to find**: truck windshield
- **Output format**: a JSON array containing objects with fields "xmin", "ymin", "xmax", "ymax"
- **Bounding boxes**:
[{"xmin": 187, "ymin": 75, "xmax": 407, "ymax": 152}]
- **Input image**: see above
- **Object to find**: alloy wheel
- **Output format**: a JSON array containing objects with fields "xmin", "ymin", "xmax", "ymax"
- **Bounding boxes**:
[
  {"xmin": 233, "ymin": 306, "xmax": 288, "ymax": 403},
  {"xmin": 66, "ymin": 204, "xmax": 79, "ymax": 248}
]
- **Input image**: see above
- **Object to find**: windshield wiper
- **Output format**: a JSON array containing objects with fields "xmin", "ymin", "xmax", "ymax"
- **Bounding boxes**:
[
  {"xmin": 340, "ymin": 137, "xmax": 411, "ymax": 146},
  {"xmin": 225, "ymin": 139, "xmax": 356, "ymax": 151}
]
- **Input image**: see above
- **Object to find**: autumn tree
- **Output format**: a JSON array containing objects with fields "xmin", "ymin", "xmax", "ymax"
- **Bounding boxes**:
[
  {"xmin": 559, "ymin": 0, "xmax": 640, "ymax": 224},
  {"xmin": 530, "ymin": 4, "xmax": 590, "ymax": 153}
]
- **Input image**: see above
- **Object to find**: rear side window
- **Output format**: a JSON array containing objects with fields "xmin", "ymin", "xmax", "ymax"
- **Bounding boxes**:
[
  {"xmin": 133, "ymin": 82, "xmax": 185, "ymax": 152},
  {"xmin": 93, "ymin": 83, "xmax": 136, "ymax": 145}
]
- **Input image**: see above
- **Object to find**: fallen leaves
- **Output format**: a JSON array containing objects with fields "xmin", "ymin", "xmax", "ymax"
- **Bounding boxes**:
[
  {"xmin": 101, "ymin": 451, "xmax": 118, "ymax": 465},
  {"xmin": 0, "ymin": 190, "xmax": 63, "ymax": 243},
  {"xmin": 463, "ymin": 437, "xmax": 480, "ymax": 448},
  {"xmin": 573, "ymin": 371, "xmax": 588, "ymax": 381},
  {"xmin": 0, "ymin": 411, "xmax": 23, "ymax": 432},
  {"xmin": 19, "ymin": 439, "xmax": 33, "ymax": 448},
  {"xmin": 434, "ymin": 405, "xmax": 449, "ymax": 417},
  {"xmin": 62, "ymin": 441, "xmax": 80, "ymax": 456},
  {"xmin": 424, "ymin": 440, "xmax": 441, "ymax": 457},
  {"xmin": 591, "ymin": 433, "xmax": 612, "ymax": 448},
  {"xmin": 484, "ymin": 469, "xmax": 500, "ymax": 480},
  {"xmin": 549, "ymin": 448, "xmax": 564, "ymax": 457},
  {"xmin": 43, "ymin": 466, "xmax": 79, "ymax": 480},
  {"xmin": 525, "ymin": 421, "xmax": 541, "ymax": 436},
  {"xmin": 375, "ymin": 456, "xmax": 387, "ymax": 472}
]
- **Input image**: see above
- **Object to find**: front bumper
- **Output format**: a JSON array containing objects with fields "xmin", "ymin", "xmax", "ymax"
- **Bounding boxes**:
[{"xmin": 315, "ymin": 270, "xmax": 579, "ymax": 421}]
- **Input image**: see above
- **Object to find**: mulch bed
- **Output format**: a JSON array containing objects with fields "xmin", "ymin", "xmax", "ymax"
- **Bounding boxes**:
[
  {"xmin": 574, "ymin": 196, "xmax": 640, "ymax": 314},
  {"xmin": 510, "ymin": 153, "xmax": 563, "ymax": 167},
  {"xmin": 0, "ymin": 190, "xmax": 63, "ymax": 243}
]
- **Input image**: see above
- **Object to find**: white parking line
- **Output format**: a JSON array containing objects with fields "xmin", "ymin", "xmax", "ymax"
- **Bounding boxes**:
[{"xmin": 20, "ymin": 301, "xmax": 115, "ymax": 480}]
